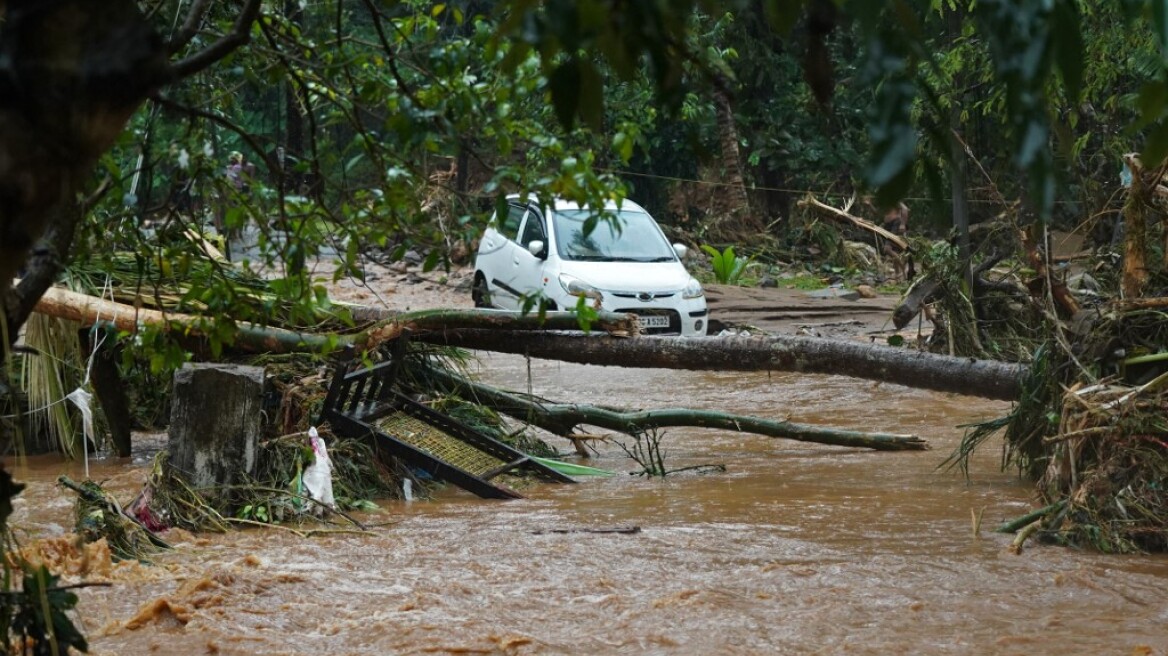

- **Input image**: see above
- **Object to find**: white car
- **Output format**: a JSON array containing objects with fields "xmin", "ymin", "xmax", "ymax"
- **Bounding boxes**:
[{"xmin": 473, "ymin": 195, "xmax": 708, "ymax": 336}]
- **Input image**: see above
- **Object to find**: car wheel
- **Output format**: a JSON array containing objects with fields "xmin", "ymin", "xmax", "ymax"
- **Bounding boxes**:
[{"xmin": 472, "ymin": 273, "xmax": 491, "ymax": 308}]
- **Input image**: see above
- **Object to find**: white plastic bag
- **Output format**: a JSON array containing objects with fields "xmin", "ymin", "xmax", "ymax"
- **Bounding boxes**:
[
  {"xmin": 302, "ymin": 426, "xmax": 335, "ymax": 512},
  {"xmin": 66, "ymin": 387, "xmax": 95, "ymax": 478}
]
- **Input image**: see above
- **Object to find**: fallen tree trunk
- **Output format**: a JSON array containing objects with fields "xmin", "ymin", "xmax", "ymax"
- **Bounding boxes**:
[
  {"xmin": 418, "ymin": 331, "xmax": 1025, "ymax": 401},
  {"xmin": 423, "ymin": 367, "xmax": 929, "ymax": 451},
  {"xmin": 29, "ymin": 285, "xmax": 638, "ymax": 352},
  {"xmin": 33, "ymin": 286, "xmax": 1023, "ymax": 401}
]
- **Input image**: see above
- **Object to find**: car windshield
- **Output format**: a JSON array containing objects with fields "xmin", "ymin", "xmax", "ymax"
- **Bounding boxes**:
[{"xmin": 553, "ymin": 208, "xmax": 677, "ymax": 262}]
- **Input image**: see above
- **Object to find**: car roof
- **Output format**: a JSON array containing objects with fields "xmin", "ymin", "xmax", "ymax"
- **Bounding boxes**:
[{"xmin": 505, "ymin": 193, "xmax": 649, "ymax": 214}]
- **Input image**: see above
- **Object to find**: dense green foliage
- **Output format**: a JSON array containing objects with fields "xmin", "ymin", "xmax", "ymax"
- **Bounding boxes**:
[{"xmin": 31, "ymin": 0, "xmax": 1168, "ymax": 406}]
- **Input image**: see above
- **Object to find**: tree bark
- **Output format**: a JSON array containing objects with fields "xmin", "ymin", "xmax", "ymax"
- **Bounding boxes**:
[
  {"xmin": 79, "ymin": 329, "xmax": 132, "ymax": 458},
  {"xmin": 1122, "ymin": 154, "xmax": 1150, "ymax": 299},
  {"xmin": 712, "ymin": 81, "xmax": 761, "ymax": 236},
  {"xmin": 30, "ymin": 285, "xmax": 640, "ymax": 353},
  {"xmin": 32, "ymin": 284, "xmax": 1024, "ymax": 402},
  {"xmin": 893, "ymin": 276, "xmax": 942, "ymax": 329},
  {"xmin": 0, "ymin": 1, "xmax": 170, "ymax": 344},
  {"xmin": 0, "ymin": 0, "xmax": 262, "ymax": 375},
  {"xmin": 423, "ymin": 367, "xmax": 929, "ymax": 451},
  {"xmin": 418, "ymin": 331, "xmax": 1025, "ymax": 401}
]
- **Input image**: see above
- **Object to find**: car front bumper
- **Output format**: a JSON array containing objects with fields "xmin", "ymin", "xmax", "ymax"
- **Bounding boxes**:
[{"xmin": 598, "ymin": 291, "xmax": 709, "ymax": 337}]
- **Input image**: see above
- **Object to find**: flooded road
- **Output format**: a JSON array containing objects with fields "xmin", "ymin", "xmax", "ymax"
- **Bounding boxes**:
[{"xmin": 7, "ymin": 353, "xmax": 1168, "ymax": 655}]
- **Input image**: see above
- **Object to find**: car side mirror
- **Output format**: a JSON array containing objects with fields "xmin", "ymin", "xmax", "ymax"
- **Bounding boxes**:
[
  {"xmin": 527, "ymin": 239, "xmax": 547, "ymax": 259},
  {"xmin": 672, "ymin": 243, "xmax": 688, "ymax": 259}
]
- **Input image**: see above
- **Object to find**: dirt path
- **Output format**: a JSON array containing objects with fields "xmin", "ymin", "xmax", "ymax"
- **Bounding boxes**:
[
  {"xmin": 704, "ymin": 283, "xmax": 905, "ymax": 339},
  {"xmin": 318, "ymin": 259, "xmax": 907, "ymax": 340}
]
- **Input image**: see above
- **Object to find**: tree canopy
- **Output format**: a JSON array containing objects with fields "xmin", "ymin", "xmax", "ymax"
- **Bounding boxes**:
[{"xmin": 2, "ymin": 0, "xmax": 1168, "ymax": 370}]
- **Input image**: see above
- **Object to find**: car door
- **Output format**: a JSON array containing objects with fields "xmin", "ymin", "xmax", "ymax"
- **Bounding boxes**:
[
  {"xmin": 501, "ymin": 205, "xmax": 551, "ymax": 309},
  {"xmin": 478, "ymin": 203, "xmax": 528, "ymax": 309}
]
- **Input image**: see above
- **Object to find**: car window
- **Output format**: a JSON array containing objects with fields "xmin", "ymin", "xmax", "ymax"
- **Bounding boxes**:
[
  {"xmin": 499, "ymin": 204, "xmax": 525, "ymax": 241},
  {"xmin": 518, "ymin": 210, "xmax": 546, "ymax": 247},
  {"xmin": 553, "ymin": 208, "xmax": 677, "ymax": 262}
]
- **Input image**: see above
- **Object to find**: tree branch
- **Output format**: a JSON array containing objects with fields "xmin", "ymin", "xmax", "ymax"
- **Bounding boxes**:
[
  {"xmin": 422, "ymin": 366, "xmax": 929, "ymax": 451},
  {"xmin": 167, "ymin": 0, "xmax": 214, "ymax": 54},
  {"xmin": 168, "ymin": 0, "xmax": 263, "ymax": 80}
]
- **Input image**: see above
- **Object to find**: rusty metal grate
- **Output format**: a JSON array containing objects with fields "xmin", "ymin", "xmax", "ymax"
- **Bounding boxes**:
[{"xmin": 378, "ymin": 411, "xmax": 506, "ymax": 478}]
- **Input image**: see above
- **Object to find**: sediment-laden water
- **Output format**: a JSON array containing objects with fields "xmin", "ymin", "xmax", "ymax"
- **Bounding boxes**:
[{"xmin": 6, "ymin": 353, "xmax": 1167, "ymax": 654}]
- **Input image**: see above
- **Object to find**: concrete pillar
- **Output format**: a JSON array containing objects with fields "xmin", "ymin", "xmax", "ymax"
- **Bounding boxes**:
[{"xmin": 168, "ymin": 363, "xmax": 264, "ymax": 492}]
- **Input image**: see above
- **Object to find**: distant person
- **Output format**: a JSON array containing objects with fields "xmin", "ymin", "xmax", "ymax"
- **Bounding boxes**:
[
  {"xmin": 881, "ymin": 201, "xmax": 913, "ymax": 281},
  {"xmin": 882, "ymin": 201, "xmax": 909, "ymax": 237},
  {"xmin": 218, "ymin": 151, "xmax": 256, "ymax": 259},
  {"xmin": 225, "ymin": 151, "xmax": 255, "ymax": 195}
]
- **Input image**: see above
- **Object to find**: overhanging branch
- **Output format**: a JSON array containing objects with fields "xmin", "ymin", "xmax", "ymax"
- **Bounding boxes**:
[
  {"xmin": 167, "ymin": 0, "xmax": 214, "ymax": 54},
  {"xmin": 169, "ymin": 0, "xmax": 263, "ymax": 79}
]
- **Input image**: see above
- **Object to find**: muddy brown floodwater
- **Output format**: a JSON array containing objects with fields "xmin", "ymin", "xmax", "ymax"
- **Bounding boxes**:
[{"xmin": 6, "ymin": 353, "xmax": 1168, "ymax": 655}]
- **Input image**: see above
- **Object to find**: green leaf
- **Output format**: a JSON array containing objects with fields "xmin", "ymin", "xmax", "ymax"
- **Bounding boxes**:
[
  {"xmin": 573, "ymin": 295, "xmax": 598, "ymax": 333},
  {"xmin": 613, "ymin": 131, "xmax": 634, "ymax": 162},
  {"xmin": 1137, "ymin": 80, "xmax": 1168, "ymax": 123}
]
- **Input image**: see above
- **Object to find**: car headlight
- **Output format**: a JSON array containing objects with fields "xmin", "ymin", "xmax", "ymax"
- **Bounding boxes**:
[
  {"xmin": 682, "ymin": 278, "xmax": 704, "ymax": 299},
  {"xmin": 559, "ymin": 273, "xmax": 601, "ymax": 299}
]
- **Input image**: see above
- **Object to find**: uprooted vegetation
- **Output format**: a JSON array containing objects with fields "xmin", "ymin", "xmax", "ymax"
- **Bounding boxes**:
[
  {"xmin": 917, "ymin": 159, "xmax": 1168, "ymax": 553},
  {"xmin": 788, "ymin": 163, "xmax": 1168, "ymax": 553}
]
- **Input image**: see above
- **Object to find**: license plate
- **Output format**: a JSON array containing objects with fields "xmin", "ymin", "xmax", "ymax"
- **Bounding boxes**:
[{"xmin": 639, "ymin": 314, "xmax": 670, "ymax": 328}]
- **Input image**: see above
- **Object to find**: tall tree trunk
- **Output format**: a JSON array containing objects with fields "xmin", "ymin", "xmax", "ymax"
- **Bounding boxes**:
[
  {"xmin": 0, "ymin": 1, "xmax": 171, "ymax": 359},
  {"xmin": 712, "ymin": 82, "xmax": 761, "ymax": 237},
  {"xmin": 283, "ymin": 0, "xmax": 308, "ymax": 193},
  {"xmin": 0, "ymin": 0, "xmax": 262, "ymax": 367}
]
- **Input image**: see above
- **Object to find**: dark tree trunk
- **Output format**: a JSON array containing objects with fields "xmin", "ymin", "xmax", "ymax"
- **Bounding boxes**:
[
  {"xmin": 0, "ymin": 0, "xmax": 261, "ymax": 371},
  {"xmin": 712, "ymin": 82, "xmax": 762, "ymax": 237},
  {"xmin": 417, "ymin": 331, "xmax": 1026, "ymax": 401},
  {"xmin": 0, "ymin": 1, "xmax": 171, "ymax": 372},
  {"xmin": 79, "ymin": 329, "xmax": 133, "ymax": 458}
]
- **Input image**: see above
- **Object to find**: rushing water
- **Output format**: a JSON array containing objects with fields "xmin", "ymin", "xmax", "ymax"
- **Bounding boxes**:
[{"xmin": 6, "ymin": 353, "xmax": 1168, "ymax": 655}]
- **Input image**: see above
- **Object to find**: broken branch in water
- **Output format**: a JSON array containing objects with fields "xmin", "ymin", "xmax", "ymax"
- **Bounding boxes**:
[
  {"xmin": 531, "ymin": 526, "xmax": 642, "ymax": 535},
  {"xmin": 422, "ymin": 366, "xmax": 930, "ymax": 451}
]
